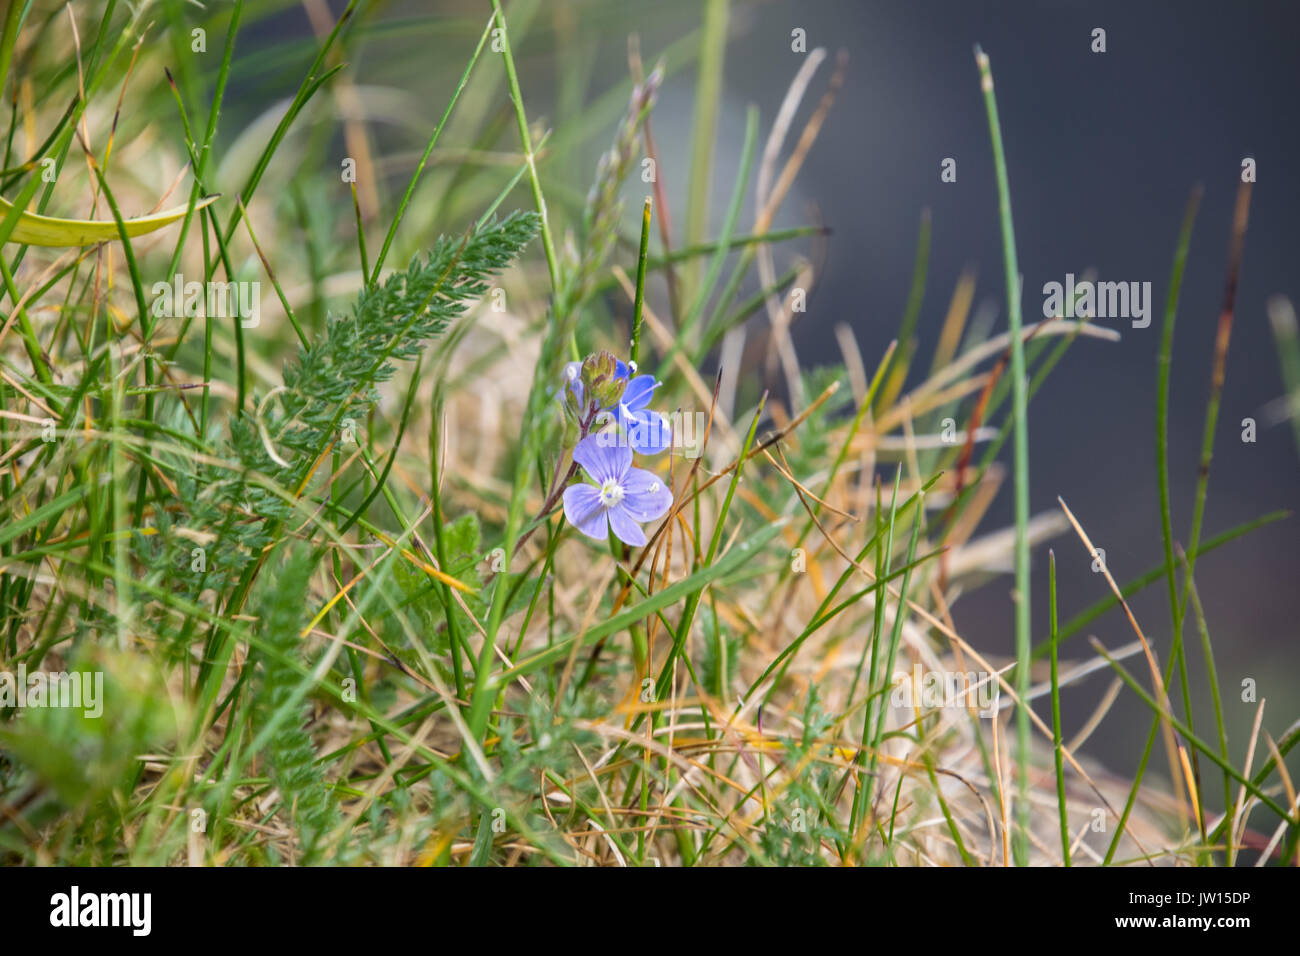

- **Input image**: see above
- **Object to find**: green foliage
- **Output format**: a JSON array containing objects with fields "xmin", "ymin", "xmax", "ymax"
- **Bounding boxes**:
[
  {"xmin": 392, "ymin": 512, "xmax": 482, "ymax": 662},
  {"xmin": 235, "ymin": 211, "xmax": 541, "ymax": 500},
  {"xmin": 250, "ymin": 546, "xmax": 336, "ymax": 859},
  {"xmin": 145, "ymin": 212, "xmax": 540, "ymax": 602},
  {"xmin": 780, "ymin": 365, "xmax": 853, "ymax": 477},
  {"xmin": 757, "ymin": 693, "xmax": 839, "ymax": 866},
  {"xmin": 0, "ymin": 650, "xmax": 179, "ymax": 862},
  {"xmin": 697, "ymin": 604, "xmax": 739, "ymax": 696}
]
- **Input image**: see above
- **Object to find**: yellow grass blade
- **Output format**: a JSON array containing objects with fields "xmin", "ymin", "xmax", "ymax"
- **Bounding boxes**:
[{"xmin": 0, "ymin": 193, "xmax": 218, "ymax": 246}]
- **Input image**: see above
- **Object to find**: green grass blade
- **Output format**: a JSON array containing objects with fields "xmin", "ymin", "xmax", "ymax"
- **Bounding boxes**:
[{"xmin": 975, "ymin": 44, "xmax": 1032, "ymax": 866}]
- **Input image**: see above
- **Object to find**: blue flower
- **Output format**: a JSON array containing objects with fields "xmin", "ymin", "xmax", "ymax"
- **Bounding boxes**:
[
  {"xmin": 563, "ymin": 357, "xmax": 672, "ymax": 455},
  {"xmin": 616, "ymin": 372, "xmax": 672, "ymax": 455},
  {"xmin": 562, "ymin": 435, "xmax": 673, "ymax": 547}
]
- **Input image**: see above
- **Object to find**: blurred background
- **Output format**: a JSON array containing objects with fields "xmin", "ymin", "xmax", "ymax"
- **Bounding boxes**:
[{"xmin": 225, "ymin": 0, "xmax": 1299, "ymax": 777}]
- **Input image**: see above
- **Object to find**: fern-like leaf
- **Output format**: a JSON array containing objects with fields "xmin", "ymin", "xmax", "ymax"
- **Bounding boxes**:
[
  {"xmin": 146, "ymin": 212, "xmax": 540, "ymax": 604},
  {"xmin": 251, "ymin": 547, "xmax": 335, "ymax": 858}
]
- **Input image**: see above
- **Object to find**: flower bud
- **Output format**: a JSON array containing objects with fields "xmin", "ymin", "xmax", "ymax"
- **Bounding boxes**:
[{"xmin": 580, "ymin": 350, "xmax": 626, "ymax": 410}]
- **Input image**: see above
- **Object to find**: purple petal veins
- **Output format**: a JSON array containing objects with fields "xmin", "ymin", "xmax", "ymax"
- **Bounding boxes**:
[
  {"xmin": 572, "ymin": 432, "xmax": 631, "ymax": 484},
  {"xmin": 562, "ymin": 483, "xmax": 610, "ymax": 540}
]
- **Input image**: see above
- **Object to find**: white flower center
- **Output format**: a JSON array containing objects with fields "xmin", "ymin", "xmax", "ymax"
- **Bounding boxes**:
[{"xmin": 599, "ymin": 478, "xmax": 625, "ymax": 507}]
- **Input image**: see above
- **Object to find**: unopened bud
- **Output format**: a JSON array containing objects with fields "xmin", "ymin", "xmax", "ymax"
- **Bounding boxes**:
[{"xmin": 580, "ymin": 350, "xmax": 626, "ymax": 409}]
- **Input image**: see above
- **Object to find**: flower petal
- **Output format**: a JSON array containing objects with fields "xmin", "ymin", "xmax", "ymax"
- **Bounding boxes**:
[
  {"xmin": 620, "ymin": 374, "xmax": 658, "ymax": 412},
  {"xmin": 572, "ymin": 434, "xmax": 630, "ymax": 483},
  {"xmin": 625, "ymin": 408, "xmax": 672, "ymax": 455},
  {"xmin": 607, "ymin": 505, "xmax": 648, "ymax": 547},
  {"xmin": 563, "ymin": 361, "xmax": 584, "ymax": 405},
  {"xmin": 621, "ymin": 468, "xmax": 673, "ymax": 522},
  {"xmin": 562, "ymin": 484, "xmax": 610, "ymax": 541}
]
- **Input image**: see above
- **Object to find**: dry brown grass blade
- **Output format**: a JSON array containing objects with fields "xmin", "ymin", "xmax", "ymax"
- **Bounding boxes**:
[
  {"xmin": 1228, "ymin": 697, "xmax": 1265, "ymax": 865},
  {"xmin": 930, "ymin": 268, "xmax": 977, "ymax": 376},
  {"xmin": 1058, "ymin": 496, "xmax": 1194, "ymax": 823},
  {"xmin": 756, "ymin": 49, "xmax": 847, "ymax": 403}
]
